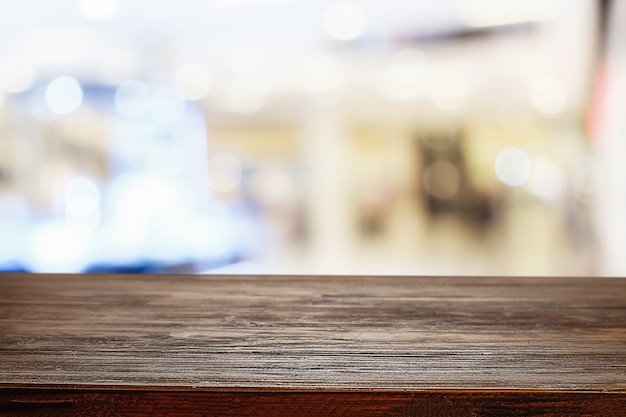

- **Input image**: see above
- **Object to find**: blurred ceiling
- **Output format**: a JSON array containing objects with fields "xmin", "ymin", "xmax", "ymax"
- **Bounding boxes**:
[{"xmin": 0, "ymin": 0, "xmax": 598, "ymax": 123}]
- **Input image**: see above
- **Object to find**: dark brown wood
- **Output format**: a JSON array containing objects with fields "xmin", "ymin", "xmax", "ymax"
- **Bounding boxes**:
[
  {"xmin": 1, "ymin": 274, "xmax": 625, "ymax": 416},
  {"xmin": 2, "ymin": 389, "xmax": 626, "ymax": 417}
]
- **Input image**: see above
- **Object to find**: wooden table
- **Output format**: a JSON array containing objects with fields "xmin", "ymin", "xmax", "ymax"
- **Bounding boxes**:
[{"xmin": 1, "ymin": 274, "xmax": 625, "ymax": 416}]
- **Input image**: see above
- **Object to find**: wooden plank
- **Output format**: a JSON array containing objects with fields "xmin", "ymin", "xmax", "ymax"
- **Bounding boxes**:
[
  {"xmin": 1, "ymin": 388, "xmax": 626, "ymax": 417},
  {"xmin": 1, "ymin": 274, "xmax": 625, "ymax": 415},
  {"xmin": 1, "ymin": 274, "xmax": 625, "ymax": 390}
]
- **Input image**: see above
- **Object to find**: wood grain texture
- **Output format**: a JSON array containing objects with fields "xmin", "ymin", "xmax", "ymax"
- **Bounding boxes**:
[
  {"xmin": 2, "ymin": 389, "xmax": 626, "ymax": 417},
  {"xmin": 1, "ymin": 274, "xmax": 625, "ymax": 416},
  {"xmin": 1, "ymin": 274, "xmax": 625, "ymax": 390}
]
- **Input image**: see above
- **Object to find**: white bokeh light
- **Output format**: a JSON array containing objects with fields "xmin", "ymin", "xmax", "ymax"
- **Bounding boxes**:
[
  {"xmin": 222, "ymin": 77, "xmax": 270, "ymax": 114},
  {"xmin": 149, "ymin": 87, "xmax": 186, "ymax": 124},
  {"xmin": 428, "ymin": 69, "xmax": 469, "ymax": 112},
  {"xmin": 174, "ymin": 63, "xmax": 213, "ymax": 101},
  {"xmin": 380, "ymin": 48, "xmax": 430, "ymax": 102},
  {"xmin": 77, "ymin": 0, "xmax": 120, "ymax": 20},
  {"xmin": 0, "ymin": 58, "xmax": 35, "ymax": 94},
  {"xmin": 115, "ymin": 80, "xmax": 150, "ymax": 117},
  {"xmin": 298, "ymin": 54, "xmax": 346, "ymax": 106},
  {"xmin": 64, "ymin": 176, "xmax": 101, "ymax": 230},
  {"xmin": 495, "ymin": 147, "xmax": 532, "ymax": 187},
  {"xmin": 323, "ymin": 3, "xmax": 368, "ymax": 41},
  {"xmin": 527, "ymin": 157, "xmax": 566, "ymax": 202},
  {"xmin": 530, "ymin": 76, "xmax": 568, "ymax": 115},
  {"xmin": 45, "ymin": 76, "xmax": 83, "ymax": 115}
]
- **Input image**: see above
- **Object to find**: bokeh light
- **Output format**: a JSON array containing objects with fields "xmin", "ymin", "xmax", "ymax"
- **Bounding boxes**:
[
  {"xmin": 428, "ymin": 69, "xmax": 469, "ymax": 112},
  {"xmin": 174, "ymin": 63, "xmax": 213, "ymax": 101},
  {"xmin": 64, "ymin": 176, "xmax": 101, "ymax": 230},
  {"xmin": 221, "ymin": 77, "xmax": 270, "ymax": 114},
  {"xmin": 527, "ymin": 157, "xmax": 567, "ymax": 203},
  {"xmin": 115, "ymin": 80, "xmax": 150, "ymax": 117},
  {"xmin": 323, "ymin": 3, "xmax": 368, "ymax": 41},
  {"xmin": 495, "ymin": 147, "xmax": 532, "ymax": 187},
  {"xmin": 44, "ymin": 76, "xmax": 83, "ymax": 115},
  {"xmin": 530, "ymin": 76, "xmax": 568, "ymax": 115},
  {"xmin": 379, "ymin": 48, "xmax": 430, "ymax": 102},
  {"xmin": 299, "ymin": 54, "xmax": 346, "ymax": 105}
]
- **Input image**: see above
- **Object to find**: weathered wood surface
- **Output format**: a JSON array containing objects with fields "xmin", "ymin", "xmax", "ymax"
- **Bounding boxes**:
[
  {"xmin": 1, "ymin": 274, "xmax": 625, "ymax": 390},
  {"xmin": 1, "ymin": 274, "xmax": 625, "ymax": 416}
]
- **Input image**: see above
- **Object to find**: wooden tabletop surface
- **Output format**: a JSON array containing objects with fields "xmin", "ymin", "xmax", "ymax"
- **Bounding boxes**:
[{"xmin": 1, "ymin": 274, "xmax": 625, "ymax": 416}]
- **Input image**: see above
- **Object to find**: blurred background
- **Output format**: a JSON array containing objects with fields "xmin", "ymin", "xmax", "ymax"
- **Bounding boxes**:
[{"xmin": 0, "ymin": 0, "xmax": 623, "ymax": 275}]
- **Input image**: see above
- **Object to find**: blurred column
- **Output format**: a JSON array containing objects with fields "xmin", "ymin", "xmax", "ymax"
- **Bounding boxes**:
[
  {"xmin": 384, "ymin": 127, "xmax": 424, "ymax": 252},
  {"xmin": 301, "ymin": 108, "xmax": 351, "ymax": 272},
  {"xmin": 595, "ymin": 0, "xmax": 626, "ymax": 274}
]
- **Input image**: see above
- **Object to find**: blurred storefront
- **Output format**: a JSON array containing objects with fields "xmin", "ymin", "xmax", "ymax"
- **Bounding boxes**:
[{"xmin": 0, "ymin": 0, "xmax": 617, "ymax": 275}]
